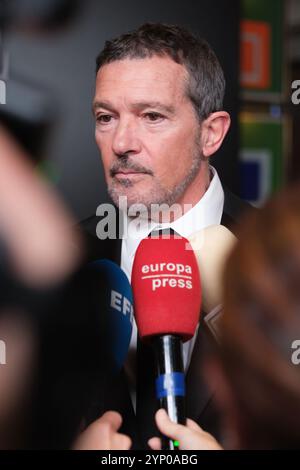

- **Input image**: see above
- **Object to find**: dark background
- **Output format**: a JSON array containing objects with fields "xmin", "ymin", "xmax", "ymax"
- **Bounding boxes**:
[{"xmin": 6, "ymin": 0, "xmax": 240, "ymax": 221}]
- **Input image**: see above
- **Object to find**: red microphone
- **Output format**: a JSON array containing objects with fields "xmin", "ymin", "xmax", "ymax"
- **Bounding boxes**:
[{"xmin": 132, "ymin": 232, "xmax": 201, "ymax": 449}]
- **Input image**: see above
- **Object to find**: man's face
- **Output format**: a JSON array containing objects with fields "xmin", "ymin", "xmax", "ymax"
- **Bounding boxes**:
[{"xmin": 93, "ymin": 56, "xmax": 204, "ymax": 211}]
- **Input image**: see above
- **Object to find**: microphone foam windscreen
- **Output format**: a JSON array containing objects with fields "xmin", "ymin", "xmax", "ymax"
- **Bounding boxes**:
[{"xmin": 132, "ymin": 234, "xmax": 201, "ymax": 342}]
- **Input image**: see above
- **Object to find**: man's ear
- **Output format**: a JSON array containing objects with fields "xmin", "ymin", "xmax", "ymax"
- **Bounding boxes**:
[{"xmin": 201, "ymin": 112, "xmax": 231, "ymax": 158}]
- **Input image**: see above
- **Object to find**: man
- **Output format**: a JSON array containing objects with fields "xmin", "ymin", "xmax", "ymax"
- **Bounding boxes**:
[{"xmin": 80, "ymin": 23, "xmax": 250, "ymax": 449}]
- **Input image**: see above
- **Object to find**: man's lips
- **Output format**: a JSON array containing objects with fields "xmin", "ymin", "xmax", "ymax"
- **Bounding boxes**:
[
  {"xmin": 110, "ymin": 163, "xmax": 153, "ymax": 178},
  {"xmin": 114, "ymin": 171, "xmax": 148, "ymax": 177},
  {"xmin": 115, "ymin": 171, "xmax": 140, "ymax": 175}
]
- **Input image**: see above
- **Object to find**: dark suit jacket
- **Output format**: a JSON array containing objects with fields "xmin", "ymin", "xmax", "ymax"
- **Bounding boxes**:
[{"xmin": 79, "ymin": 188, "xmax": 253, "ymax": 449}]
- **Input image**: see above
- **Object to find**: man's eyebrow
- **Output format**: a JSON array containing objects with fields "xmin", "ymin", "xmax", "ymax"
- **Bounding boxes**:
[
  {"xmin": 92, "ymin": 101, "xmax": 115, "ymax": 114},
  {"xmin": 131, "ymin": 101, "xmax": 175, "ymax": 114},
  {"xmin": 92, "ymin": 100, "xmax": 175, "ymax": 115}
]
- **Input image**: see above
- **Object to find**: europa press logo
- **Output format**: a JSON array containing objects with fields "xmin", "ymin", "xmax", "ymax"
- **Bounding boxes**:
[{"xmin": 141, "ymin": 262, "xmax": 193, "ymax": 292}]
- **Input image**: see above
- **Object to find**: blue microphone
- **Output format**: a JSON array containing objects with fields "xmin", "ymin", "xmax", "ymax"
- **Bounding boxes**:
[{"xmin": 89, "ymin": 259, "xmax": 133, "ymax": 372}]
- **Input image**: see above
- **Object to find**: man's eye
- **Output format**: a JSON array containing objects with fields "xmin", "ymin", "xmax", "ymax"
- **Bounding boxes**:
[
  {"xmin": 96, "ymin": 114, "xmax": 112, "ymax": 123},
  {"xmin": 144, "ymin": 112, "xmax": 164, "ymax": 122}
]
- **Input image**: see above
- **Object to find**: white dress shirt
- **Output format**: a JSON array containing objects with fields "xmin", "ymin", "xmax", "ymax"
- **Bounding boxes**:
[{"xmin": 120, "ymin": 165, "xmax": 224, "ymax": 410}]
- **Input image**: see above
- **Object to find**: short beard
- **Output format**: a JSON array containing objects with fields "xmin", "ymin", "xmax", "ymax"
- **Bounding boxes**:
[{"xmin": 108, "ymin": 138, "xmax": 203, "ymax": 215}]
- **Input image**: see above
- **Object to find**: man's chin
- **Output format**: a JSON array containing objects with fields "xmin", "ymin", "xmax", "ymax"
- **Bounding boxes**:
[
  {"xmin": 108, "ymin": 180, "xmax": 177, "ymax": 215},
  {"xmin": 112, "ymin": 194, "xmax": 151, "ymax": 212},
  {"xmin": 108, "ymin": 189, "xmax": 151, "ymax": 214},
  {"xmin": 109, "ymin": 181, "xmax": 149, "ymax": 206}
]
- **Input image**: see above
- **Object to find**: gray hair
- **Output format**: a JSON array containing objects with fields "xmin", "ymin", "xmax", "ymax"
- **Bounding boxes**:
[{"xmin": 96, "ymin": 22, "xmax": 226, "ymax": 120}]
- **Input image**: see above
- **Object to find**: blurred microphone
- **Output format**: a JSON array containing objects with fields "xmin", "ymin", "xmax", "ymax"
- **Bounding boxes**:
[
  {"xmin": 132, "ymin": 233, "xmax": 201, "ymax": 450},
  {"xmin": 1, "ymin": 0, "xmax": 81, "ymax": 31},
  {"xmin": 89, "ymin": 259, "xmax": 133, "ymax": 373},
  {"xmin": 188, "ymin": 225, "xmax": 237, "ymax": 340},
  {"xmin": 0, "ymin": 0, "xmax": 82, "ymax": 162}
]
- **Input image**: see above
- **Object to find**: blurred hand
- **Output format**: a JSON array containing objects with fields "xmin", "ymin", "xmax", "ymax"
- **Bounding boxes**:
[
  {"xmin": 73, "ymin": 411, "xmax": 131, "ymax": 450},
  {"xmin": 0, "ymin": 125, "xmax": 82, "ymax": 287},
  {"xmin": 148, "ymin": 409, "xmax": 223, "ymax": 450}
]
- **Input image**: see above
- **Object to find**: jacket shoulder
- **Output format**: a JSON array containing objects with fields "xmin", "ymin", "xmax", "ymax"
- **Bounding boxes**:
[
  {"xmin": 222, "ymin": 188, "xmax": 257, "ymax": 233},
  {"xmin": 77, "ymin": 214, "xmax": 121, "ymax": 264},
  {"xmin": 80, "ymin": 214, "xmax": 100, "ymax": 237}
]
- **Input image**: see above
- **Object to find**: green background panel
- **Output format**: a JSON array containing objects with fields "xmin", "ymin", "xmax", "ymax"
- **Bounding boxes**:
[{"xmin": 240, "ymin": 117, "xmax": 284, "ymax": 191}]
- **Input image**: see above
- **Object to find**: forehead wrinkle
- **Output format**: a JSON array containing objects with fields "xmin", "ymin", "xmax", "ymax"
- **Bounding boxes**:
[{"xmin": 94, "ymin": 58, "xmax": 191, "ymax": 113}]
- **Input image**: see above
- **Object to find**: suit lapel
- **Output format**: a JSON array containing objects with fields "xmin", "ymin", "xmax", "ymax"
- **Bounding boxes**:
[{"xmin": 185, "ymin": 317, "xmax": 215, "ymax": 419}]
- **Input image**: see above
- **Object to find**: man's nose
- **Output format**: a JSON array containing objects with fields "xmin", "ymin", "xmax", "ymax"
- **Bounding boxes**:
[{"xmin": 112, "ymin": 118, "xmax": 142, "ymax": 156}]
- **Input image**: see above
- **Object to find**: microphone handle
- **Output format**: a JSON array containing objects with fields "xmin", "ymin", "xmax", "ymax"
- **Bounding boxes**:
[{"xmin": 152, "ymin": 335, "xmax": 186, "ymax": 450}]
